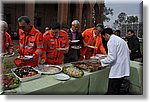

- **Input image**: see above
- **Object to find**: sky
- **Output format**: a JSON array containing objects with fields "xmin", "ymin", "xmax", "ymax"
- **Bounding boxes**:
[{"xmin": 104, "ymin": 0, "xmax": 143, "ymax": 27}]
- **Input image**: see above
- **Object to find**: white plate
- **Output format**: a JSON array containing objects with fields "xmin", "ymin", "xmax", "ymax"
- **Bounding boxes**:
[
  {"xmin": 90, "ymin": 56, "xmax": 99, "ymax": 60},
  {"xmin": 56, "ymin": 47, "xmax": 68, "ymax": 51},
  {"xmin": 17, "ymin": 55, "xmax": 33, "ymax": 60},
  {"xmin": 71, "ymin": 46, "xmax": 81, "ymax": 49},
  {"xmin": 71, "ymin": 40, "xmax": 80, "ymax": 43},
  {"xmin": 54, "ymin": 73, "xmax": 70, "ymax": 81},
  {"xmin": 87, "ymin": 45, "xmax": 97, "ymax": 49},
  {"xmin": 96, "ymin": 54, "xmax": 107, "ymax": 59}
]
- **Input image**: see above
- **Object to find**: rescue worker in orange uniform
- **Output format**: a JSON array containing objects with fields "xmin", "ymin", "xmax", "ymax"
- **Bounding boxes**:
[
  {"xmin": 79, "ymin": 24, "xmax": 106, "ymax": 60},
  {"xmin": 14, "ymin": 16, "xmax": 44, "ymax": 67},
  {"xmin": 42, "ymin": 22, "xmax": 69, "ymax": 65},
  {"xmin": 1, "ymin": 21, "xmax": 14, "ymax": 55}
]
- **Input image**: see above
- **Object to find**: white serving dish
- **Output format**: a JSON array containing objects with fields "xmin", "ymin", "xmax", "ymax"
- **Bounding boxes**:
[
  {"xmin": 11, "ymin": 67, "xmax": 41, "ymax": 82},
  {"xmin": 34, "ymin": 65, "xmax": 62, "ymax": 75}
]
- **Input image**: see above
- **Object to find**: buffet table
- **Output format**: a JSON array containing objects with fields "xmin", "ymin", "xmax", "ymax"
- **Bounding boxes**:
[{"xmin": 3, "ymin": 61, "xmax": 142, "ymax": 95}]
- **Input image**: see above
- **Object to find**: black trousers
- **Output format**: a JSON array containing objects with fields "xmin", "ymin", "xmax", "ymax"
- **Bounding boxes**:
[{"xmin": 106, "ymin": 77, "xmax": 124, "ymax": 95}]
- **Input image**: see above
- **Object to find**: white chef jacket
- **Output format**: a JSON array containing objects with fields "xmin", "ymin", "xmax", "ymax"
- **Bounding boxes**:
[{"xmin": 101, "ymin": 35, "xmax": 130, "ymax": 78}]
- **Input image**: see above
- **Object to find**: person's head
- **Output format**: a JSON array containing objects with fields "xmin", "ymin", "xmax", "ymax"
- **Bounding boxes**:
[
  {"xmin": 51, "ymin": 22, "xmax": 60, "ymax": 38},
  {"xmin": 18, "ymin": 16, "xmax": 32, "ymax": 32},
  {"xmin": 1, "ymin": 21, "xmax": 8, "ymax": 35},
  {"xmin": 93, "ymin": 23, "xmax": 104, "ymax": 36},
  {"xmin": 114, "ymin": 30, "xmax": 121, "ymax": 37},
  {"xmin": 71, "ymin": 20, "xmax": 80, "ymax": 32},
  {"xmin": 126, "ymin": 29, "xmax": 134, "ymax": 38},
  {"xmin": 102, "ymin": 28, "xmax": 113, "ymax": 41},
  {"xmin": 45, "ymin": 27, "xmax": 49, "ymax": 32},
  {"xmin": 62, "ymin": 24, "xmax": 70, "ymax": 32}
]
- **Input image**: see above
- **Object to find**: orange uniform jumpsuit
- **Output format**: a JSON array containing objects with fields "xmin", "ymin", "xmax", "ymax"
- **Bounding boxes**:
[
  {"xmin": 42, "ymin": 30, "xmax": 69, "ymax": 65},
  {"xmin": 79, "ymin": 28, "xmax": 106, "ymax": 60},
  {"xmin": 14, "ymin": 26, "xmax": 43, "ymax": 67},
  {"xmin": 3, "ymin": 32, "xmax": 14, "ymax": 54}
]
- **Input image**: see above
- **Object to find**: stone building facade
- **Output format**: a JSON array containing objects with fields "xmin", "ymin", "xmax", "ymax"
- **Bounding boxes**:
[{"xmin": 3, "ymin": 0, "xmax": 104, "ymax": 33}]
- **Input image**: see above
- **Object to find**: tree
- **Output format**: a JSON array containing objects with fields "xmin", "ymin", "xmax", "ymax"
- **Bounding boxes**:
[
  {"xmin": 113, "ymin": 12, "xmax": 139, "ymax": 30},
  {"xmin": 103, "ymin": 6, "xmax": 114, "ymax": 22},
  {"xmin": 118, "ymin": 12, "xmax": 127, "ymax": 23},
  {"xmin": 126, "ymin": 16, "xmax": 138, "ymax": 23},
  {"xmin": 112, "ymin": 12, "xmax": 127, "ymax": 29}
]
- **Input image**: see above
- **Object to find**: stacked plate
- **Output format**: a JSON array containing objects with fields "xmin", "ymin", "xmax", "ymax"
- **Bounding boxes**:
[{"xmin": 54, "ymin": 73, "xmax": 70, "ymax": 81}]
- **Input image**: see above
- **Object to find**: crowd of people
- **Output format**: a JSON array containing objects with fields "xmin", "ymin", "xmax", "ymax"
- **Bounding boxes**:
[{"xmin": 1, "ymin": 16, "xmax": 142, "ymax": 95}]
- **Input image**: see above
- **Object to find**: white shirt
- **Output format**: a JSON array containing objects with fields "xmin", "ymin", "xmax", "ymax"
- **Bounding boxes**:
[{"xmin": 101, "ymin": 35, "xmax": 130, "ymax": 78}]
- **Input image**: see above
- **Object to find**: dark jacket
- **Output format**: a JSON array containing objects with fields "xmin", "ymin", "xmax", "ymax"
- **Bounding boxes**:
[
  {"xmin": 127, "ymin": 35, "xmax": 142, "ymax": 60},
  {"xmin": 64, "ymin": 29, "xmax": 83, "ymax": 63}
]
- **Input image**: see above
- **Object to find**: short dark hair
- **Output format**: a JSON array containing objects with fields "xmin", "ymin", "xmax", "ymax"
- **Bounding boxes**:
[
  {"xmin": 51, "ymin": 22, "xmax": 60, "ymax": 30},
  {"xmin": 127, "ymin": 29, "xmax": 134, "ymax": 33},
  {"xmin": 18, "ymin": 16, "xmax": 30, "ymax": 24},
  {"xmin": 95, "ymin": 23, "xmax": 104, "ymax": 29},
  {"xmin": 115, "ymin": 30, "xmax": 121, "ymax": 34},
  {"xmin": 102, "ymin": 28, "xmax": 113, "ymax": 35}
]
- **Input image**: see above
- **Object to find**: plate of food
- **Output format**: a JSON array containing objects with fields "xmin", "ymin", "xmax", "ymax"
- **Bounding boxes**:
[
  {"xmin": 0, "ymin": 74, "xmax": 20, "ymax": 90},
  {"xmin": 71, "ymin": 46, "xmax": 81, "ymax": 49},
  {"xmin": 56, "ymin": 47, "xmax": 68, "ymax": 51},
  {"xmin": 72, "ymin": 60, "xmax": 102, "ymax": 72},
  {"xmin": 71, "ymin": 40, "xmax": 80, "ymax": 43},
  {"xmin": 0, "ymin": 52, "xmax": 14, "ymax": 58},
  {"xmin": 34, "ymin": 65, "xmax": 62, "ymax": 74},
  {"xmin": 54, "ymin": 73, "xmax": 70, "ymax": 81},
  {"xmin": 62, "ymin": 65, "xmax": 84, "ymax": 78},
  {"xmin": 11, "ymin": 66, "xmax": 41, "ymax": 82}
]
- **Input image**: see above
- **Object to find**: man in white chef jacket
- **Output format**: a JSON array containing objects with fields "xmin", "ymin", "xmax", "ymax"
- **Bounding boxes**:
[{"xmin": 100, "ymin": 28, "xmax": 130, "ymax": 95}]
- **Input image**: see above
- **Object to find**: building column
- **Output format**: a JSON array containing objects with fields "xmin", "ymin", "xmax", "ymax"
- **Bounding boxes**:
[
  {"xmin": 57, "ymin": 3, "xmax": 68, "ymax": 25},
  {"xmin": 25, "ymin": 0, "xmax": 35, "ymax": 24},
  {"xmin": 75, "ymin": 4, "xmax": 83, "ymax": 31}
]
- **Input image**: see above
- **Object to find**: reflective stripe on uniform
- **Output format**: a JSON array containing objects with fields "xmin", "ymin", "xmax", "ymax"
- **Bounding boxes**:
[
  {"xmin": 41, "ymin": 51, "xmax": 46, "ymax": 54},
  {"xmin": 8, "ymin": 46, "xmax": 13, "ymax": 48},
  {"xmin": 24, "ymin": 46, "xmax": 32, "ymax": 49},
  {"xmin": 20, "ymin": 44, "xmax": 24, "ymax": 47},
  {"xmin": 37, "ymin": 45, "xmax": 43, "ymax": 48}
]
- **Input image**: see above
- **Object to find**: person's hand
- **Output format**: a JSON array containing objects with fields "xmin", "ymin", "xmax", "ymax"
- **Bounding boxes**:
[
  {"xmin": 129, "ymin": 50, "xmax": 131, "ymax": 53},
  {"xmin": 62, "ymin": 47, "xmax": 69, "ymax": 54},
  {"xmin": 40, "ymin": 59, "xmax": 45, "ymax": 65},
  {"xmin": 32, "ymin": 54, "xmax": 36, "ymax": 60},
  {"xmin": 16, "ymin": 48, "xmax": 20, "ymax": 53}
]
